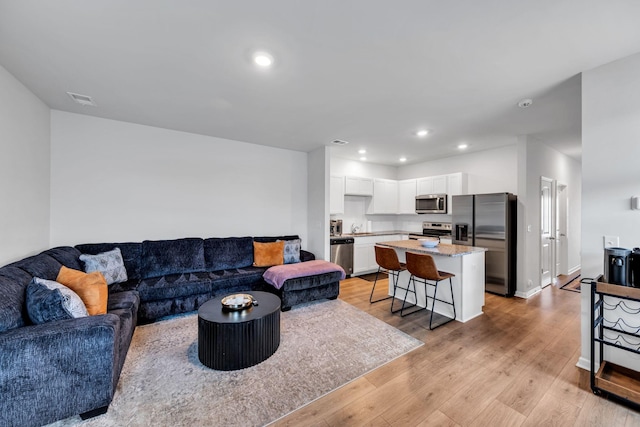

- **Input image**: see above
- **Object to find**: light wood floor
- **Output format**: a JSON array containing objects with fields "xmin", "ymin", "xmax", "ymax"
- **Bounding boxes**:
[{"xmin": 273, "ymin": 277, "xmax": 640, "ymax": 426}]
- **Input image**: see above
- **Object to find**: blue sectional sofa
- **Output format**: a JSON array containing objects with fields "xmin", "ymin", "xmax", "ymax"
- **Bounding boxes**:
[{"xmin": 0, "ymin": 235, "xmax": 341, "ymax": 427}]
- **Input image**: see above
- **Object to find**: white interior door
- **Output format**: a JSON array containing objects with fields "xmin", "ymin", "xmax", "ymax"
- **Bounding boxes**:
[
  {"xmin": 556, "ymin": 183, "xmax": 569, "ymax": 276},
  {"xmin": 540, "ymin": 177, "xmax": 555, "ymax": 288}
]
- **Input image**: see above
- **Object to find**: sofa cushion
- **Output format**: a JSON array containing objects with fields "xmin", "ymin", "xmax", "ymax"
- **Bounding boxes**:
[
  {"xmin": 253, "ymin": 241, "xmax": 285, "ymax": 267},
  {"xmin": 141, "ymin": 238, "xmax": 205, "ymax": 278},
  {"xmin": 254, "ymin": 235, "xmax": 301, "ymax": 244},
  {"xmin": 43, "ymin": 247, "xmax": 83, "ymax": 271},
  {"xmin": 26, "ymin": 277, "xmax": 89, "ymax": 324},
  {"xmin": 0, "ymin": 267, "xmax": 33, "ymax": 332},
  {"xmin": 136, "ymin": 271, "xmax": 211, "ymax": 301},
  {"xmin": 80, "ymin": 248, "xmax": 128, "ymax": 285},
  {"xmin": 203, "ymin": 237, "xmax": 253, "ymax": 270},
  {"xmin": 10, "ymin": 253, "xmax": 62, "ymax": 281},
  {"xmin": 76, "ymin": 242, "xmax": 143, "ymax": 281},
  {"xmin": 56, "ymin": 266, "xmax": 108, "ymax": 316},
  {"xmin": 107, "ymin": 290, "xmax": 140, "ymax": 312},
  {"xmin": 209, "ymin": 266, "xmax": 266, "ymax": 293}
]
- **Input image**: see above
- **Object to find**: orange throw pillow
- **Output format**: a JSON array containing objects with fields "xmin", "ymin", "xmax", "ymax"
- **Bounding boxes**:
[
  {"xmin": 56, "ymin": 266, "xmax": 108, "ymax": 316},
  {"xmin": 253, "ymin": 241, "xmax": 285, "ymax": 267}
]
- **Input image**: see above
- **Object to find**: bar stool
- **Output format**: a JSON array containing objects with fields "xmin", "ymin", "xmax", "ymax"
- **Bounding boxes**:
[
  {"xmin": 370, "ymin": 246, "xmax": 418, "ymax": 315},
  {"xmin": 404, "ymin": 251, "xmax": 456, "ymax": 329}
]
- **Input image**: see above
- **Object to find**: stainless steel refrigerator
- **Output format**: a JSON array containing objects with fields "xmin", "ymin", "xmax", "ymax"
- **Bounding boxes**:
[{"xmin": 452, "ymin": 193, "xmax": 517, "ymax": 296}]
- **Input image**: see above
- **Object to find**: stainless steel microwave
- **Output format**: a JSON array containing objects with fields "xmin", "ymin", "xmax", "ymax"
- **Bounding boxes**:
[{"xmin": 415, "ymin": 194, "xmax": 447, "ymax": 214}]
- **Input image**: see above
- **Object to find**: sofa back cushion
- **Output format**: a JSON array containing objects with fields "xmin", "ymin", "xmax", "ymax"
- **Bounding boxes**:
[
  {"xmin": 0, "ymin": 266, "xmax": 33, "ymax": 332},
  {"xmin": 76, "ymin": 242, "xmax": 143, "ymax": 281},
  {"xmin": 254, "ymin": 235, "xmax": 301, "ymax": 244},
  {"xmin": 43, "ymin": 247, "xmax": 83, "ymax": 271},
  {"xmin": 140, "ymin": 238, "xmax": 205, "ymax": 278},
  {"xmin": 10, "ymin": 253, "xmax": 62, "ymax": 281},
  {"xmin": 204, "ymin": 237, "xmax": 254, "ymax": 271}
]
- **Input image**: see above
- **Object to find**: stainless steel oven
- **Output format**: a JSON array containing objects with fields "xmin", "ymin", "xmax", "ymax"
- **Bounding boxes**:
[{"xmin": 409, "ymin": 222, "xmax": 452, "ymax": 240}]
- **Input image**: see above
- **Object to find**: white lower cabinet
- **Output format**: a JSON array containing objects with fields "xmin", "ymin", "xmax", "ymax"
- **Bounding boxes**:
[{"xmin": 353, "ymin": 235, "xmax": 401, "ymax": 275}]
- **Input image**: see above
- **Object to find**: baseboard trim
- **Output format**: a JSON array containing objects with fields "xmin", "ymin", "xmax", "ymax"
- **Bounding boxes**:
[
  {"xmin": 576, "ymin": 356, "xmax": 590, "ymax": 371},
  {"xmin": 568, "ymin": 265, "xmax": 581, "ymax": 276},
  {"xmin": 515, "ymin": 286, "xmax": 541, "ymax": 299}
]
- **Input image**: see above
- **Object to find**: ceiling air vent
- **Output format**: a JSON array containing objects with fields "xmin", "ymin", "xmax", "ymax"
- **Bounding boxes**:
[
  {"xmin": 331, "ymin": 139, "xmax": 350, "ymax": 145},
  {"xmin": 66, "ymin": 92, "xmax": 97, "ymax": 106}
]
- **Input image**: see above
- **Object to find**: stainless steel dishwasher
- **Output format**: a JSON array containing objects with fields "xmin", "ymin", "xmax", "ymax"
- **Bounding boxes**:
[{"xmin": 330, "ymin": 237, "xmax": 354, "ymax": 276}]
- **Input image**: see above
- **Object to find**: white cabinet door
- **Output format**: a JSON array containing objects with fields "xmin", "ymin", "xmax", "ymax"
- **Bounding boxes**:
[
  {"xmin": 398, "ymin": 179, "xmax": 417, "ymax": 214},
  {"xmin": 445, "ymin": 172, "xmax": 467, "ymax": 213},
  {"xmin": 345, "ymin": 176, "xmax": 374, "ymax": 196},
  {"xmin": 354, "ymin": 235, "xmax": 402, "ymax": 275},
  {"xmin": 432, "ymin": 175, "xmax": 448, "ymax": 194},
  {"xmin": 370, "ymin": 179, "xmax": 398, "ymax": 214},
  {"xmin": 353, "ymin": 243, "xmax": 372, "ymax": 274},
  {"xmin": 330, "ymin": 175, "xmax": 344, "ymax": 214},
  {"xmin": 416, "ymin": 177, "xmax": 433, "ymax": 195}
]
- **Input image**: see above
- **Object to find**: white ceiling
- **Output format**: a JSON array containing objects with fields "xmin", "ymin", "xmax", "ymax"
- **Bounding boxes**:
[{"xmin": 1, "ymin": 1, "xmax": 640, "ymax": 165}]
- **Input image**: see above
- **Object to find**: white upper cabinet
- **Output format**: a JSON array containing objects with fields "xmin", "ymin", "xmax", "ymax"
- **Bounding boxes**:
[
  {"xmin": 417, "ymin": 175, "xmax": 447, "ymax": 195},
  {"xmin": 397, "ymin": 179, "xmax": 417, "ymax": 214},
  {"xmin": 446, "ymin": 172, "xmax": 467, "ymax": 213},
  {"xmin": 330, "ymin": 175, "xmax": 345, "ymax": 214},
  {"xmin": 344, "ymin": 176, "xmax": 374, "ymax": 196},
  {"xmin": 368, "ymin": 179, "xmax": 398, "ymax": 214},
  {"xmin": 416, "ymin": 176, "xmax": 433, "ymax": 195},
  {"xmin": 417, "ymin": 175, "xmax": 448, "ymax": 195},
  {"xmin": 432, "ymin": 175, "xmax": 448, "ymax": 194}
]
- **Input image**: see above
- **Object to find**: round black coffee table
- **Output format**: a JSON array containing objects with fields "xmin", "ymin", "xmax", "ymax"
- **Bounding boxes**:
[{"xmin": 198, "ymin": 291, "xmax": 281, "ymax": 370}]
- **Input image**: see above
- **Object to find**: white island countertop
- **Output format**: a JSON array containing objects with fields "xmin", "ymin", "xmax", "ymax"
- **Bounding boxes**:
[{"xmin": 377, "ymin": 240, "xmax": 487, "ymax": 257}]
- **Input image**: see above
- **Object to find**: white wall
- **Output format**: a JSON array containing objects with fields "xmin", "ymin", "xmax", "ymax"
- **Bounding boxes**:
[
  {"xmin": 50, "ymin": 111, "xmax": 308, "ymax": 246},
  {"xmin": 330, "ymin": 156, "xmax": 398, "ymax": 180},
  {"xmin": 398, "ymin": 144, "xmax": 519, "ymax": 195},
  {"xmin": 308, "ymin": 147, "xmax": 330, "ymax": 260},
  {"xmin": 0, "ymin": 65, "xmax": 50, "ymax": 265},
  {"xmin": 517, "ymin": 137, "xmax": 582, "ymax": 297},
  {"xmin": 579, "ymin": 52, "xmax": 640, "ymax": 370}
]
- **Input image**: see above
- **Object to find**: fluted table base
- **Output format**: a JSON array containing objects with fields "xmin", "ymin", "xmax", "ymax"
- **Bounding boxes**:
[{"xmin": 198, "ymin": 291, "xmax": 281, "ymax": 371}]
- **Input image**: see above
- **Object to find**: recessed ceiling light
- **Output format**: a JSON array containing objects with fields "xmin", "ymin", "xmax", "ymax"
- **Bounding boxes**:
[
  {"xmin": 399, "ymin": 157, "xmax": 407, "ymax": 162},
  {"xmin": 358, "ymin": 149, "xmax": 366, "ymax": 154},
  {"xmin": 416, "ymin": 129, "xmax": 429, "ymax": 137},
  {"xmin": 518, "ymin": 98, "xmax": 533, "ymax": 108},
  {"xmin": 360, "ymin": 157, "xmax": 367, "ymax": 161},
  {"xmin": 458, "ymin": 143, "xmax": 468, "ymax": 150},
  {"xmin": 253, "ymin": 51, "xmax": 274, "ymax": 67}
]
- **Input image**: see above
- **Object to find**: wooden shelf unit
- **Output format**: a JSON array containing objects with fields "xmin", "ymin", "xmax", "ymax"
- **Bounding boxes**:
[{"xmin": 591, "ymin": 280, "xmax": 640, "ymax": 407}]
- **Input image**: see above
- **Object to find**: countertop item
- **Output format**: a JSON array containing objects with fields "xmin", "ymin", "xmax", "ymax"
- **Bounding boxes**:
[{"xmin": 376, "ymin": 239, "xmax": 487, "ymax": 257}]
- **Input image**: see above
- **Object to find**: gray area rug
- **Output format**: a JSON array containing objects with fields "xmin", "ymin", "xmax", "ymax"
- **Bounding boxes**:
[{"xmin": 50, "ymin": 299, "xmax": 422, "ymax": 427}]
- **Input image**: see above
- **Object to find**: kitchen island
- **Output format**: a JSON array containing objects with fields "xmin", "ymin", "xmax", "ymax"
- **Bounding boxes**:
[{"xmin": 377, "ymin": 240, "xmax": 487, "ymax": 323}]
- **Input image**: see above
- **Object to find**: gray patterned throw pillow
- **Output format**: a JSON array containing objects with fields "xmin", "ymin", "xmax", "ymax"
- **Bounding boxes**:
[
  {"xmin": 280, "ymin": 239, "xmax": 301, "ymax": 264},
  {"xmin": 80, "ymin": 247, "xmax": 128, "ymax": 285},
  {"xmin": 26, "ymin": 277, "xmax": 88, "ymax": 324}
]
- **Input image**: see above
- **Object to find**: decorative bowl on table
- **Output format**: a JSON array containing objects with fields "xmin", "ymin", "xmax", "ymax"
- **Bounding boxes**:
[
  {"xmin": 221, "ymin": 293, "xmax": 254, "ymax": 311},
  {"xmin": 419, "ymin": 238, "xmax": 440, "ymax": 248}
]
